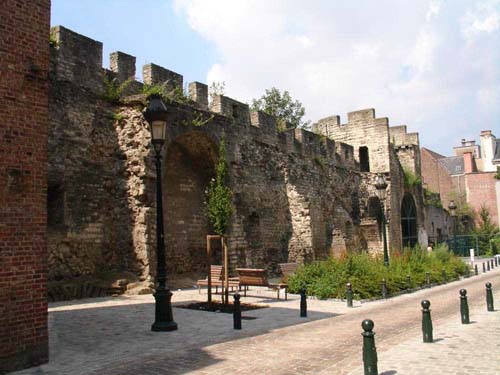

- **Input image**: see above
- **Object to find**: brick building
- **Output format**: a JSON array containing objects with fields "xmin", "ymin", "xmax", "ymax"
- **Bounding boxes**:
[
  {"xmin": 0, "ymin": 0, "xmax": 51, "ymax": 373},
  {"xmin": 421, "ymin": 131, "xmax": 500, "ymax": 230}
]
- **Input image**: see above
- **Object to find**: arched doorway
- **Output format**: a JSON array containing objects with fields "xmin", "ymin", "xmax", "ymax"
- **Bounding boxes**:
[
  {"xmin": 401, "ymin": 193, "xmax": 418, "ymax": 248},
  {"xmin": 164, "ymin": 132, "xmax": 218, "ymax": 275}
]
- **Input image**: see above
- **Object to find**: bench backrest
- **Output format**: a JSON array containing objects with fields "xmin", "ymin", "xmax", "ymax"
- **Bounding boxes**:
[
  {"xmin": 236, "ymin": 268, "xmax": 269, "ymax": 286},
  {"xmin": 209, "ymin": 265, "xmax": 223, "ymax": 281}
]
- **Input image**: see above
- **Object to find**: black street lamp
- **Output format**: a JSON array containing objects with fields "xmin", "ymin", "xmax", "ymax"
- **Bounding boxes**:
[
  {"xmin": 374, "ymin": 174, "xmax": 389, "ymax": 267},
  {"xmin": 143, "ymin": 94, "xmax": 178, "ymax": 332},
  {"xmin": 448, "ymin": 200, "xmax": 457, "ymax": 254}
]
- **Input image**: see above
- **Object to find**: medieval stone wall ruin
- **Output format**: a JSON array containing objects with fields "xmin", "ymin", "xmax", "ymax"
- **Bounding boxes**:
[{"xmin": 47, "ymin": 26, "xmax": 428, "ymax": 292}]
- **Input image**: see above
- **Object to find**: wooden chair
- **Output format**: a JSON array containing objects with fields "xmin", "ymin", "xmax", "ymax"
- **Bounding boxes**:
[
  {"xmin": 236, "ymin": 268, "xmax": 288, "ymax": 300},
  {"xmin": 279, "ymin": 262, "xmax": 298, "ymax": 283},
  {"xmin": 196, "ymin": 265, "xmax": 239, "ymax": 293}
]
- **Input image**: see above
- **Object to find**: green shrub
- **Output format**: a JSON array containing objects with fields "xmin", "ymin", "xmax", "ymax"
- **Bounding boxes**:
[
  {"xmin": 102, "ymin": 77, "xmax": 133, "ymax": 103},
  {"xmin": 288, "ymin": 245, "xmax": 468, "ymax": 300}
]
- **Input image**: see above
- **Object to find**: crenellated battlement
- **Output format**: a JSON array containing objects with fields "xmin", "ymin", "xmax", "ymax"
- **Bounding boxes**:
[
  {"xmin": 50, "ymin": 26, "xmax": 104, "ymax": 93},
  {"xmin": 389, "ymin": 125, "xmax": 419, "ymax": 147},
  {"xmin": 49, "ymin": 25, "xmax": 416, "ymax": 174}
]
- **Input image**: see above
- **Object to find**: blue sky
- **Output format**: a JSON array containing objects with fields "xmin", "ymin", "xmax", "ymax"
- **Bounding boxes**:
[
  {"xmin": 51, "ymin": 0, "xmax": 215, "ymax": 83},
  {"xmin": 52, "ymin": 1, "xmax": 500, "ymax": 156}
]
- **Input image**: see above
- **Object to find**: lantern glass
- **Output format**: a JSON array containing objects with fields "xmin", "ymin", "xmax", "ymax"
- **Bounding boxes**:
[
  {"xmin": 374, "ymin": 174, "xmax": 388, "ymax": 200},
  {"xmin": 151, "ymin": 120, "xmax": 166, "ymax": 142}
]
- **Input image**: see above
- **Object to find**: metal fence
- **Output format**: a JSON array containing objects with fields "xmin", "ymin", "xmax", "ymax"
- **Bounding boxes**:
[{"xmin": 444, "ymin": 234, "xmax": 500, "ymax": 257}]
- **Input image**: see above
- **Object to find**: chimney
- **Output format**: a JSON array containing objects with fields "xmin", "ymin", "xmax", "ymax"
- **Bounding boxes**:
[{"xmin": 463, "ymin": 152, "xmax": 475, "ymax": 173}]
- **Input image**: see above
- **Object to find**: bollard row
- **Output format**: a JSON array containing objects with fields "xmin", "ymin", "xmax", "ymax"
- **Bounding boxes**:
[{"xmin": 360, "ymin": 282, "xmax": 495, "ymax": 374}]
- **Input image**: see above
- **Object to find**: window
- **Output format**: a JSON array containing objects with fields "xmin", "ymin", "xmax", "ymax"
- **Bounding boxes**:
[
  {"xmin": 401, "ymin": 194, "xmax": 418, "ymax": 248},
  {"xmin": 359, "ymin": 146, "xmax": 370, "ymax": 172}
]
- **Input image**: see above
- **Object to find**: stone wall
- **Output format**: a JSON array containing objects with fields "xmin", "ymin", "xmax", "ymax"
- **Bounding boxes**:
[{"xmin": 0, "ymin": 1, "xmax": 50, "ymax": 373}]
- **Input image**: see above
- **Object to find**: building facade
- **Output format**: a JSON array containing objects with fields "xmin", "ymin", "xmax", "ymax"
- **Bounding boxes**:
[{"xmin": 0, "ymin": 1, "xmax": 51, "ymax": 373}]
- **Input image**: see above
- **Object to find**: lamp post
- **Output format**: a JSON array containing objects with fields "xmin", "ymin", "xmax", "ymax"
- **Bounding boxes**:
[
  {"xmin": 374, "ymin": 174, "xmax": 389, "ymax": 267},
  {"xmin": 448, "ymin": 200, "xmax": 457, "ymax": 255},
  {"xmin": 143, "ymin": 94, "xmax": 177, "ymax": 332}
]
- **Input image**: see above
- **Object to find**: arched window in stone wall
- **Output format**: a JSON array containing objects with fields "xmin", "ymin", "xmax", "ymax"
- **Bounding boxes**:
[
  {"xmin": 401, "ymin": 193, "xmax": 418, "ymax": 248},
  {"xmin": 359, "ymin": 146, "xmax": 370, "ymax": 172}
]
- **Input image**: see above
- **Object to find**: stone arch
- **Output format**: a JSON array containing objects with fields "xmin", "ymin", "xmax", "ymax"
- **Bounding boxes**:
[
  {"xmin": 401, "ymin": 193, "xmax": 418, "ymax": 248},
  {"xmin": 164, "ymin": 131, "xmax": 218, "ymax": 275}
]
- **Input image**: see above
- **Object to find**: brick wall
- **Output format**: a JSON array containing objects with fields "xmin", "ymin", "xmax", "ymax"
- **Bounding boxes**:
[
  {"xmin": 465, "ymin": 172, "xmax": 499, "ymax": 227},
  {"xmin": 0, "ymin": 0, "xmax": 50, "ymax": 373},
  {"xmin": 420, "ymin": 148, "xmax": 457, "ymax": 209}
]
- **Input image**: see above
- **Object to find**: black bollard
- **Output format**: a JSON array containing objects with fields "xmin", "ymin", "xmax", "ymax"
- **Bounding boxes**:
[
  {"xmin": 426, "ymin": 272, "xmax": 431, "ymax": 288},
  {"xmin": 346, "ymin": 282, "xmax": 353, "ymax": 307},
  {"xmin": 487, "ymin": 261, "xmax": 491, "ymax": 272},
  {"xmin": 406, "ymin": 275, "xmax": 411, "ymax": 291},
  {"xmin": 495, "ymin": 257, "xmax": 498, "ymax": 267},
  {"xmin": 460, "ymin": 289, "xmax": 470, "ymax": 324},
  {"xmin": 442, "ymin": 268, "xmax": 447, "ymax": 283},
  {"xmin": 233, "ymin": 293, "xmax": 242, "ymax": 330},
  {"xmin": 300, "ymin": 288, "xmax": 307, "ymax": 317},
  {"xmin": 381, "ymin": 279, "xmax": 387, "ymax": 299},
  {"xmin": 486, "ymin": 282, "xmax": 494, "ymax": 312},
  {"xmin": 483, "ymin": 262, "xmax": 486, "ymax": 273},
  {"xmin": 421, "ymin": 300, "xmax": 433, "ymax": 343},
  {"xmin": 475, "ymin": 264, "xmax": 478, "ymax": 276},
  {"xmin": 362, "ymin": 319, "xmax": 378, "ymax": 375}
]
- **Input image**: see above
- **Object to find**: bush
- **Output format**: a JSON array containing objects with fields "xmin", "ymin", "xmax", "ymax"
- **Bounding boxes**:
[{"xmin": 288, "ymin": 245, "xmax": 468, "ymax": 300}]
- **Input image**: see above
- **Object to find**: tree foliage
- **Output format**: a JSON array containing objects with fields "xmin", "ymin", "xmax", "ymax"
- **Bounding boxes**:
[
  {"xmin": 205, "ymin": 134, "xmax": 233, "ymax": 235},
  {"xmin": 474, "ymin": 205, "xmax": 499, "ymax": 235},
  {"xmin": 251, "ymin": 87, "xmax": 310, "ymax": 131}
]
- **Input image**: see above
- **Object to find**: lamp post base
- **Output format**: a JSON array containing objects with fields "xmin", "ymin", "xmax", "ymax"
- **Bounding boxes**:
[
  {"xmin": 151, "ymin": 288, "xmax": 177, "ymax": 332},
  {"xmin": 151, "ymin": 320, "xmax": 178, "ymax": 332}
]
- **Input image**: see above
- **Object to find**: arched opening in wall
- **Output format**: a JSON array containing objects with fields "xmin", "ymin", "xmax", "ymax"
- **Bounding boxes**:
[
  {"xmin": 359, "ymin": 146, "xmax": 370, "ymax": 172},
  {"xmin": 401, "ymin": 193, "xmax": 418, "ymax": 248},
  {"xmin": 164, "ymin": 132, "xmax": 218, "ymax": 276}
]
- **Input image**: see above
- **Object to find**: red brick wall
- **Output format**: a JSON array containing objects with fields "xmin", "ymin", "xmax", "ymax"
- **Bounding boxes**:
[
  {"xmin": 420, "ymin": 148, "xmax": 457, "ymax": 208},
  {"xmin": 0, "ymin": 1, "xmax": 50, "ymax": 373},
  {"xmin": 465, "ymin": 172, "xmax": 499, "ymax": 227}
]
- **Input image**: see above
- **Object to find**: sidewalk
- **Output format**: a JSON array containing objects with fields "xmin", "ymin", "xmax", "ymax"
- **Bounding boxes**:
[{"xmin": 12, "ymin": 268, "xmax": 500, "ymax": 375}]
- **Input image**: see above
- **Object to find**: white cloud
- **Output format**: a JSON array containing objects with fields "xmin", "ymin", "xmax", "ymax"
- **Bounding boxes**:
[
  {"xmin": 462, "ymin": 0, "xmax": 500, "ymax": 38},
  {"xmin": 175, "ymin": 0, "xmax": 500, "ymax": 154}
]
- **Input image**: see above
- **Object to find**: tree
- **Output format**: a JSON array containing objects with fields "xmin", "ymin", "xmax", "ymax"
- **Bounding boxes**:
[
  {"xmin": 474, "ymin": 205, "xmax": 499, "ymax": 255},
  {"xmin": 251, "ymin": 87, "xmax": 310, "ymax": 131},
  {"xmin": 475, "ymin": 205, "xmax": 499, "ymax": 235},
  {"xmin": 205, "ymin": 133, "xmax": 233, "ymax": 235}
]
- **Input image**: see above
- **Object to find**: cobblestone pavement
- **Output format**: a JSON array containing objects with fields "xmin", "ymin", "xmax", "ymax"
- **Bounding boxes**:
[{"xmin": 12, "ymin": 265, "xmax": 500, "ymax": 375}]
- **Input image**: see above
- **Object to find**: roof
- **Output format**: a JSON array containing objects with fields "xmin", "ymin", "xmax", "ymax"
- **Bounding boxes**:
[
  {"xmin": 438, "ymin": 156, "xmax": 464, "ymax": 175},
  {"xmin": 421, "ymin": 147, "xmax": 446, "ymax": 160}
]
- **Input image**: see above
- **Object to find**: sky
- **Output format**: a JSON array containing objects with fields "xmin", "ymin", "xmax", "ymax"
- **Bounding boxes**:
[{"xmin": 51, "ymin": 0, "xmax": 500, "ymax": 156}]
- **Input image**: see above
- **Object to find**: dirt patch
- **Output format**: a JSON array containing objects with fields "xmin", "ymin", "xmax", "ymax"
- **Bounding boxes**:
[{"xmin": 177, "ymin": 301, "xmax": 268, "ymax": 313}]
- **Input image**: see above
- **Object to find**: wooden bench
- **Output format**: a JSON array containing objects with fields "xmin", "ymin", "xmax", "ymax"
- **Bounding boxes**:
[
  {"xmin": 279, "ymin": 262, "xmax": 298, "ymax": 283},
  {"xmin": 236, "ymin": 268, "xmax": 288, "ymax": 300},
  {"xmin": 196, "ymin": 265, "xmax": 239, "ymax": 293}
]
